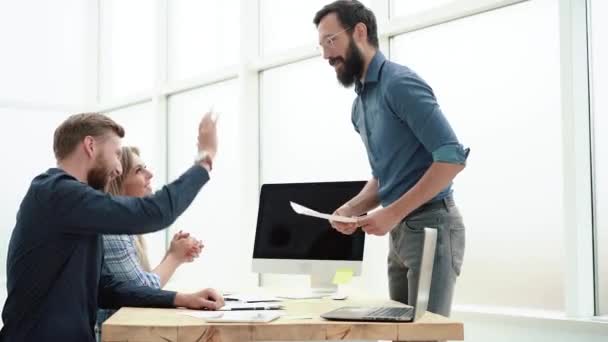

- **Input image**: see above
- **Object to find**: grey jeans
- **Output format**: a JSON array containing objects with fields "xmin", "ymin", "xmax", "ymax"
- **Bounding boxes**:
[{"xmin": 388, "ymin": 199, "xmax": 465, "ymax": 317}]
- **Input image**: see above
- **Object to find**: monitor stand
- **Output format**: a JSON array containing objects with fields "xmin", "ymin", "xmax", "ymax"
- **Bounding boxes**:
[
  {"xmin": 275, "ymin": 274, "xmax": 337, "ymax": 299},
  {"xmin": 310, "ymin": 273, "xmax": 337, "ymax": 294}
]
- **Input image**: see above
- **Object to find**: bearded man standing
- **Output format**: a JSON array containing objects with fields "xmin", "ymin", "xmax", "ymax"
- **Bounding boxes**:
[{"xmin": 314, "ymin": 0, "xmax": 469, "ymax": 317}]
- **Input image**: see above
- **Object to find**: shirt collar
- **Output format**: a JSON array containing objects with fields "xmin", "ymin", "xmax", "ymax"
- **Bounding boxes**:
[{"xmin": 355, "ymin": 50, "xmax": 387, "ymax": 94}]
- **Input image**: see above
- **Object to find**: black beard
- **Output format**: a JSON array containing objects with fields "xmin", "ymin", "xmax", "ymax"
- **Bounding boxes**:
[
  {"xmin": 87, "ymin": 162, "xmax": 111, "ymax": 191},
  {"xmin": 330, "ymin": 38, "xmax": 365, "ymax": 88}
]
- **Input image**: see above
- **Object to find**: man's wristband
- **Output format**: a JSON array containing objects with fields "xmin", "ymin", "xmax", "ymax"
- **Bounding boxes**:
[{"xmin": 195, "ymin": 150, "xmax": 213, "ymax": 171}]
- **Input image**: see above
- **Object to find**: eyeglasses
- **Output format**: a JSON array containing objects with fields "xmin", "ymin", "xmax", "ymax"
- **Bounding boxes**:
[{"xmin": 317, "ymin": 27, "xmax": 351, "ymax": 51}]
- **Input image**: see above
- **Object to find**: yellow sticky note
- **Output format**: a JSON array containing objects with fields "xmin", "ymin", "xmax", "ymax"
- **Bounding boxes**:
[{"xmin": 332, "ymin": 268, "xmax": 353, "ymax": 285}]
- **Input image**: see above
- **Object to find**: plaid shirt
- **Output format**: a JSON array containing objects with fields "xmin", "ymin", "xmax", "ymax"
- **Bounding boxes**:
[{"xmin": 95, "ymin": 235, "xmax": 161, "ymax": 338}]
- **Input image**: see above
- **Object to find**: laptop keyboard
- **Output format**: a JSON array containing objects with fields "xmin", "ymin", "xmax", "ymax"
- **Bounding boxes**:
[{"xmin": 365, "ymin": 307, "xmax": 413, "ymax": 320}]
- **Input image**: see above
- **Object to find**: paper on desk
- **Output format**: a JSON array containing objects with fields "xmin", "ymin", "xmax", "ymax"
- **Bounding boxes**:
[
  {"xmin": 290, "ymin": 202, "xmax": 357, "ymax": 223},
  {"xmin": 224, "ymin": 294, "xmax": 282, "ymax": 303},
  {"xmin": 179, "ymin": 311, "xmax": 283, "ymax": 323},
  {"xmin": 220, "ymin": 302, "xmax": 283, "ymax": 311},
  {"xmin": 205, "ymin": 311, "xmax": 283, "ymax": 323},
  {"xmin": 179, "ymin": 311, "xmax": 223, "ymax": 319}
]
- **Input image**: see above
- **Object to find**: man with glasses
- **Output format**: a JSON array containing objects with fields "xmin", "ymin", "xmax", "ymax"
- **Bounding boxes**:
[{"xmin": 313, "ymin": 0, "xmax": 469, "ymax": 318}]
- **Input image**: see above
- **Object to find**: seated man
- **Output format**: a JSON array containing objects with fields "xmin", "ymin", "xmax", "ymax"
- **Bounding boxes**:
[{"xmin": 0, "ymin": 112, "xmax": 223, "ymax": 342}]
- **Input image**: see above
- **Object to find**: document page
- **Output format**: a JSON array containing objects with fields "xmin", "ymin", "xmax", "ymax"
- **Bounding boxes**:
[{"xmin": 290, "ymin": 202, "xmax": 357, "ymax": 223}]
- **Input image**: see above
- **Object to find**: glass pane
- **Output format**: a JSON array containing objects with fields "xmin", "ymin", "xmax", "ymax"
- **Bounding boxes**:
[
  {"xmin": 0, "ymin": 0, "xmax": 89, "ymax": 105},
  {"xmin": 590, "ymin": 0, "xmax": 608, "ymax": 316},
  {"xmin": 259, "ymin": 57, "xmax": 386, "ymax": 292},
  {"xmin": 260, "ymin": 58, "xmax": 369, "ymax": 184},
  {"xmin": 167, "ymin": 80, "xmax": 257, "ymax": 290},
  {"xmin": 391, "ymin": 0, "xmax": 563, "ymax": 310},
  {"xmin": 168, "ymin": 0, "xmax": 240, "ymax": 82},
  {"xmin": 107, "ymin": 102, "xmax": 167, "ymax": 267},
  {"xmin": 260, "ymin": 0, "xmax": 369, "ymax": 56},
  {"xmin": 100, "ymin": 0, "xmax": 156, "ymax": 100},
  {"xmin": 391, "ymin": 0, "xmax": 456, "ymax": 18},
  {"xmin": 0, "ymin": 109, "xmax": 66, "ymax": 308}
]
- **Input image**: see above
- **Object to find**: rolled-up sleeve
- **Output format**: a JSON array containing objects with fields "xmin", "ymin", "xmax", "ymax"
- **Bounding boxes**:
[
  {"xmin": 384, "ymin": 73, "xmax": 469, "ymax": 165},
  {"xmin": 432, "ymin": 144, "xmax": 470, "ymax": 165}
]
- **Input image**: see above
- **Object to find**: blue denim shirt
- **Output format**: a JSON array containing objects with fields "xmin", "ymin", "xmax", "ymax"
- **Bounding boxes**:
[{"xmin": 352, "ymin": 51, "xmax": 469, "ymax": 207}]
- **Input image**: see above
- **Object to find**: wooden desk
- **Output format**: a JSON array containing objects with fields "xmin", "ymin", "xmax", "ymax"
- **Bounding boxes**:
[{"xmin": 102, "ymin": 297, "xmax": 463, "ymax": 341}]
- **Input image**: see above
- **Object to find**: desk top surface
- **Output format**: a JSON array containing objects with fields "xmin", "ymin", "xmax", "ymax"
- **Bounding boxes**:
[{"xmin": 102, "ymin": 295, "xmax": 464, "ymax": 341}]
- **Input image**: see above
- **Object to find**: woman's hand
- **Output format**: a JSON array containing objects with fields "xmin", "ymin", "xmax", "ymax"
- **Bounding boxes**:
[{"xmin": 167, "ymin": 231, "xmax": 204, "ymax": 263}]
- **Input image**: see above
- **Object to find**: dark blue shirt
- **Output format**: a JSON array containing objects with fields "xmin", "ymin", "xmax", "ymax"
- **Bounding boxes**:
[
  {"xmin": 0, "ymin": 165, "xmax": 209, "ymax": 342},
  {"xmin": 352, "ymin": 51, "xmax": 469, "ymax": 206}
]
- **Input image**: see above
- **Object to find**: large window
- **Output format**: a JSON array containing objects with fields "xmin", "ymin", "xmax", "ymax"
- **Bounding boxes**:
[
  {"xmin": 100, "ymin": 0, "xmax": 156, "ymax": 100},
  {"xmin": 168, "ymin": 0, "xmax": 240, "ymax": 82},
  {"xmin": 391, "ymin": 0, "xmax": 563, "ymax": 310},
  {"xmin": 166, "ymin": 80, "xmax": 256, "ymax": 290},
  {"xmin": 260, "ymin": 58, "xmax": 369, "ymax": 184},
  {"xmin": 390, "ymin": 0, "xmax": 456, "ymax": 18},
  {"xmin": 0, "ymin": 0, "xmax": 90, "ymax": 105},
  {"xmin": 590, "ymin": 0, "xmax": 608, "ymax": 316},
  {"xmin": 260, "ymin": 0, "xmax": 369, "ymax": 56}
]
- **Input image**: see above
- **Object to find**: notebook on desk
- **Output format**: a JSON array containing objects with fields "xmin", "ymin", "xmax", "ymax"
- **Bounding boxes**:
[{"xmin": 321, "ymin": 228, "xmax": 436, "ymax": 323}]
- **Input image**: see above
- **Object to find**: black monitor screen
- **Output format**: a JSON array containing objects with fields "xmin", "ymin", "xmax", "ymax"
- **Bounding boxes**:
[{"xmin": 253, "ymin": 181, "xmax": 366, "ymax": 261}]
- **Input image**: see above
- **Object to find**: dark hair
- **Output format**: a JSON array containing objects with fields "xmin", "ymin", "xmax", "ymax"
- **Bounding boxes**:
[
  {"xmin": 313, "ymin": 0, "xmax": 378, "ymax": 48},
  {"xmin": 53, "ymin": 112, "xmax": 125, "ymax": 160}
]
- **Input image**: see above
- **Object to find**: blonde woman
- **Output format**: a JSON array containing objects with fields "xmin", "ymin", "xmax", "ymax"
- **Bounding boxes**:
[{"xmin": 96, "ymin": 146, "xmax": 203, "ymax": 336}]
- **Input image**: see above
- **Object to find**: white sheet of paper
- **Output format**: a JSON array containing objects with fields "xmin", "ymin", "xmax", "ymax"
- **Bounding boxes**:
[
  {"xmin": 219, "ymin": 302, "xmax": 283, "ymax": 311},
  {"xmin": 290, "ymin": 202, "xmax": 357, "ymax": 223},
  {"xmin": 224, "ymin": 294, "xmax": 282, "ymax": 303},
  {"xmin": 179, "ymin": 311, "xmax": 223, "ymax": 319},
  {"xmin": 178, "ymin": 311, "xmax": 283, "ymax": 323},
  {"xmin": 204, "ymin": 311, "xmax": 283, "ymax": 323}
]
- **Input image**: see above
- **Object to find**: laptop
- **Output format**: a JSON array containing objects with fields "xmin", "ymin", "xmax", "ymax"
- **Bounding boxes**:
[{"xmin": 321, "ymin": 227, "xmax": 437, "ymax": 322}]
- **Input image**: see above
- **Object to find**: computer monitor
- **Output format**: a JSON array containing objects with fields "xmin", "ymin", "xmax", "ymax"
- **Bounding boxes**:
[{"xmin": 252, "ymin": 181, "xmax": 366, "ymax": 293}]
